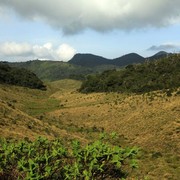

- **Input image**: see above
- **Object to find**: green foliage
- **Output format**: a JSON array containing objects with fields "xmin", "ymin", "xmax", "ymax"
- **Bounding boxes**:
[
  {"xmin": 0, "ymin": 62, "xmax": 46, "ymax": 90},
  {"xmin": 0, "ymin": 135, "xmax": 138, "ymax": 179},
  {"xmin": 8, "ymin": 59, "xmax": 121, "ymax": 82},
  {"xmin": 79, "ymin": 54, "xmax": 180, "ymax": 93},
  {"xmin": 9, "ymin": 60, "xmax": 93, "ymax": 81}
]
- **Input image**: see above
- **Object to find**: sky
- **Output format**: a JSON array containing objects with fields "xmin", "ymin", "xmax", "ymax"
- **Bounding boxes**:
[{"xmin": 0, "ymin": 0, "xmax": 180, "ymax": 62}]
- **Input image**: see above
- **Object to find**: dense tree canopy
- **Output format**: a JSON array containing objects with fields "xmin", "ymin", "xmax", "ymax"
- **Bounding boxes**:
[
  {"xmin": 0, "ymin": 62, "xmax": 46, "ymax": 90},
  {"xmin": 79, "ymin": 54, "xmax": 180, "ymax": 93}
]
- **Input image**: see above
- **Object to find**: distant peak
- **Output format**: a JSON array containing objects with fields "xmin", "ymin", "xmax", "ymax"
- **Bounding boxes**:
[
  {"xmin": 154, "ymin": 51, "xmax": 168, "ymax": 56},
  {"xmin": 72, "ymin": 53, "xmax": 107, "ymax": 58},
  {"xmin": 121, "ymin": 52, "xmax": 143, "ymax": 57}
]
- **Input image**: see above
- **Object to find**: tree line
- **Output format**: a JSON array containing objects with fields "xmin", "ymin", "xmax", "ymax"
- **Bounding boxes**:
[{"xmin": 79, "ymin": 54, "xmax": 180, "ymax": 94}]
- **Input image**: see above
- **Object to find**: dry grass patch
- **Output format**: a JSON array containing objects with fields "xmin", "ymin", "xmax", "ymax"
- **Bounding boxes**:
[{"xmin": 0, "ymin": 80, "xmax": 179, "ymax": 179}]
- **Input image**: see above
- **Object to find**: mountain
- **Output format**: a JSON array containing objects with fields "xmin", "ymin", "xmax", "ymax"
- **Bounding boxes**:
[
  {"xmin": 68, "ymin": 53, "xmax": 111, "ymax": 67},
  {"xmin": 69, "ymin": 52, "xmax": 148, "ymax": 68},
  {"xmin": 148, "ymin": 51, "xmax": 171, "ymax": 60},
  {"xmin": 112, "ymin": 53, "xmax": 145, "ymax": 66},
  {"xmin": 69, "ymin": 53, "xmax": 145, "ymax": 67},
  {"xmin": 7, "ymin": 51, "xmax": 174, "ymax": 82}
]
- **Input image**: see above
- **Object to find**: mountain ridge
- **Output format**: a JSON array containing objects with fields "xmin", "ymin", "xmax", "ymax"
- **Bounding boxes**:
[
  {"xmin": 68, "ymin": 53, "xmax": 110, "ymax": 67},
  {"xmin": 69, "ymin": 51, "xmax": 171, "ymax": 67},
  {"xmin": 111, "ymin": 52, "xmax": 145, "ymax": 66},
  {"xmin": 5, "ymin": 51, "xmax": 173, "ymax": 82}
]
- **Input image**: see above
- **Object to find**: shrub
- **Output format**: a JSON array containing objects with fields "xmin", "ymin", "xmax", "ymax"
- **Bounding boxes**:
[{"xmin": 0, "ymin": 135, "xmax": 139, "ymax": 179}]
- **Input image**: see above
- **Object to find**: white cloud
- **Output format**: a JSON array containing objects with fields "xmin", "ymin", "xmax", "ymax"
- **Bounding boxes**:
[
  {"xmin": 32, "ymin": 44, "xmax": 53, "ymax": 59},
  {"xmin": 0, "ymin": 42, "xmax": 32, "ymax": 56},
  {"xmin": 0, "ymin": 0, "xmax": 180, "ymax": 34},
  {"xmin": 56, "ymin": 44, "xmax": 76, "ymax": 61},
  {"xmin": 0, "ymin": 42, "xmax": 76, "ymax": 61}
]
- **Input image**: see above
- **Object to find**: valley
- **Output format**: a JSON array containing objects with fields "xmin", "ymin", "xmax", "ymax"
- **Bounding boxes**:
[
  {"xmin": 1, "ymin": 1, "xmax": 179, "ymax": 179},
  {"xmin": 0, "ymin": 79, "xmax": 179, "ymax": 179}
]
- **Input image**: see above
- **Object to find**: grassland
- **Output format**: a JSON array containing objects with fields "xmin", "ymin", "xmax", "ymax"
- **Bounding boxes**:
[{"xmin": 0, "ymin": 79, "xmax": 179, "ymax": 179}]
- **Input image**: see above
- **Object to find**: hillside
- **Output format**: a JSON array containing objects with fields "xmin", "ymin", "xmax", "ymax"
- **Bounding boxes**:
[
  {"xmin": 80, "ymin": 54, "xmax": 180, "ymax": 93},
  {"xmin": 0, "ymin": 79, "xmax": 179, "ymax": 179},
  {"xmin": 0, "ymin": 62, "xmax": 46, "ymax": 90},
  {"xmin": 112, "ymin": 53, "xmax": 145, "ymax": 66},
  {"xmin": 69, "ymin": 52, "xmax": 170, "ymax": 68},
  {"xmin": 69, "ymin": 52, "xmax": 145, "ymax": 67},
  {"xmin": 148, "ymin": 51, "xmax": 172, "ymax": 60},
  {"xmin": 9, "ymin": 60, "xmax": 121, "ymax": 82},
  {"xmin": 7, "ymin": 51, "xmax": 169, "ymax": 82},
  {"xmin": 0, "ymin": 81, "xmax": 83, "ymax": 141},
  {"xmin": 8, "ymin": 60, "xmax": 93, "ymax": 81},
  {"xmin": 69, "ymin": 53, "xmax": 111, "ymax": 67}
]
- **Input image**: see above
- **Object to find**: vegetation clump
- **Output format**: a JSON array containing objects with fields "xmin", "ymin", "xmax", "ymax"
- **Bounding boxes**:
[
  {"xmin": 0, "ymin": 62, "xmax": 46, "ymax": 90},
  {"xmin": 79, "ymin": 54, "xmax": 180, "ymax": 93},
  {"xmin": 0, "ymin": 136, "xmax": 138, "ymax": 179}
]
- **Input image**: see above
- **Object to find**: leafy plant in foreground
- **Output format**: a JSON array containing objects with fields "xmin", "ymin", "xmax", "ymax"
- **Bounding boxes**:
[{"xmin": 0, "ymin": 135, "xmax": 139, "ymax": 179}]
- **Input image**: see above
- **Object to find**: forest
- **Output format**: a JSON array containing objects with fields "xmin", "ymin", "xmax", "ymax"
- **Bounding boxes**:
[{"xmin": 79, "ymin": 54, "xmax": 180, "ymax": 94}]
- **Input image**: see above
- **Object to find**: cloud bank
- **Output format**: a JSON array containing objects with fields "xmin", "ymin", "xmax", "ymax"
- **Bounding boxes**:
[
  {"xmin": 147, "ymin": 43, "xmax": 180, "ymax": 51},
  {"xmin": 0, "ymin": 0, "xmax": 180, "ymax": 34},
  {"xmin": 0, "ymin": 42, "xmax": 76, "ymax": 61}
]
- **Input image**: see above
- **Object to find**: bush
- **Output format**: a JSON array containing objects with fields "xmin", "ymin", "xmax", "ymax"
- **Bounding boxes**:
[
  {"xmin": 0, "ymin": 62, "xmax": 46, "ymax": 90},
  {"xmin": 0, "ymin": 136, "xmax": 138, "ymax": 179}
]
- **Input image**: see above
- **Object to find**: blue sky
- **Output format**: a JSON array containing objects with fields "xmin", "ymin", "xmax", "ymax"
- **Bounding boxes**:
[{"xmin": 0, "ymin": 0, "xmax": 180, "ymax": 62}]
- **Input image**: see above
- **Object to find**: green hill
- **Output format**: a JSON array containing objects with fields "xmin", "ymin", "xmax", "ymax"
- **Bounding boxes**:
[
  {"xmin": 69, "ymin": 52, "xmax": 145, "ymax": 67},
  {"xmin": 112, "ymin": 53, "xmax": 145, "ymax": 66},
  {"xmin": 79, "ymin": 54, "xmax": 180, "ymax": 93},
  {"xmin": 148, "ymin": 51, "xmax": 171, "ymax": 60},
  {"xmin": 69, "ymin": 52, "xmax": 168, "ymax": 67},
  {"xmin": 8, "ymin": 60, "xmax": 94, "ymax": 81},
  {"xmin": 8, "ymin": 60, "xmax": 120, "ymax": 82},
  {"xmin": 7, "ymin": 52, "xmax": 171, "ymax": 82},
  {"xmin": 0, "ymin": 62, "xmax": 46, "ymax": 90},
  {"xmin": 69, "ymin": 53, "xmax": 111, "ymax": 67}
]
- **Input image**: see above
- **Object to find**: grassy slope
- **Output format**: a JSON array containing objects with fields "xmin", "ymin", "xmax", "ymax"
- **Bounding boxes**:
[
  {"xmin": 9, "ymin": 60, "xmax": 93, "ymax": 81},
  {"xmin": 0, "ymin": 80, "xmax": 179, "ymax": 179},
  {"xmin": 49, "ymin": 82, "xmax": 180, "ymax": 179},
  {"xmin": 0, "ymin": 81, "xmax": 85, "ymax": 142}
]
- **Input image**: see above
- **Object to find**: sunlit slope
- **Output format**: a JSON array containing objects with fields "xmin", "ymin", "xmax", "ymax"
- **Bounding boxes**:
[
  {"xmin": 0, "ymin": 79, "xmax": 179, "ymax": 179},
  {"xmin": 50, "ymin": 87, "xmax": 180, "ymax": 153},
  {"xmin": 0, "ymin": 99, "xmax": 52, "ymax": 139},
  {"xmin": 49, "ymin": 80, "xmax": 180, "ymax": 179},
  {"xmin": 0, "ymin": 81, "xmax": 85, "ymax": 142},
  {"xmin": 1, "ymin": 80, "xmax": 179, "ymax": 152}
]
